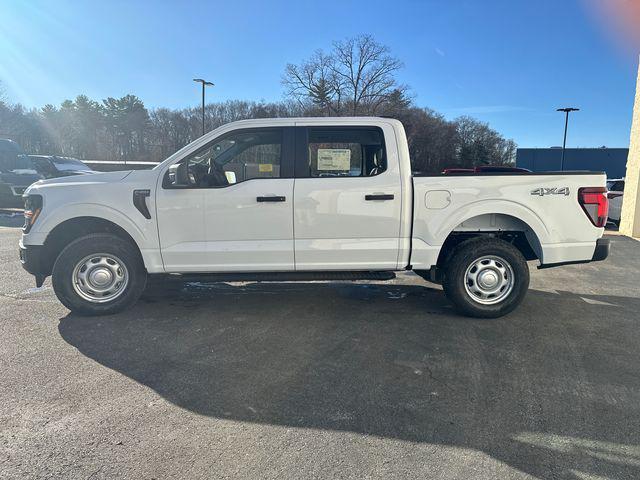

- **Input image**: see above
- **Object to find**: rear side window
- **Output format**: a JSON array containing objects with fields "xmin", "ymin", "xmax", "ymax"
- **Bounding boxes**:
[{"xmin": 305, "ymin": 128, "xmax": 386, "ymax": 178}]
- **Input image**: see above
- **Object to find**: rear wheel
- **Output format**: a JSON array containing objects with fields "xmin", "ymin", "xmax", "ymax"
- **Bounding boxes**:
[
  {"xmin": 52, "ymin": 233, "xmax": 146, "ymax": 316},
  {"xmin": 442, "ymin": 237, "xmax": 529, "ymax": 318}
]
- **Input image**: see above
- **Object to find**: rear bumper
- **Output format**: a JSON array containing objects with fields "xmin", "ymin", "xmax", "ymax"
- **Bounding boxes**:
[
  {"xmin": 591, "ymin": 237, "xmax": 610, "ymax": 262},
  {"xmin": 538, "ymin": 237, "xmax": 610, "ymax": 269}
]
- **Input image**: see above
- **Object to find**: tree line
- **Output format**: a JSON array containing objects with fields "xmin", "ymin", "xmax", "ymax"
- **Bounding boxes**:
[{"xmin": 0, "ymin": 35, "xmax": 516, "ymax": 174}]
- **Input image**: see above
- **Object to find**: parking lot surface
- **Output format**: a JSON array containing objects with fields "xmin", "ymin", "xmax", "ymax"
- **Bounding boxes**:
[{"xmin": 1, "ymin": 225, "xmax": 639, "ymax": 479}]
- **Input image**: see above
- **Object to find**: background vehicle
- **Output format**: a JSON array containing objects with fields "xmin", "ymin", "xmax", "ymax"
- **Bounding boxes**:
[
  {"xmin": 606, "ymin": 178, "xmax": 625, "ymax": 225},
  {"xmin": 0, "ymin": 139, "xmax": 42, "ymax": 208},
  {"xmin": 28, "ymin": 155, "xmax": 95, "ymax": 178},
  {"xmin": 442, "ymin": 166, "xmax": 532, "ymax": 174},
  {"xmin": 19, "ymin": 118, "xmax": 610, "ymax": 318}
]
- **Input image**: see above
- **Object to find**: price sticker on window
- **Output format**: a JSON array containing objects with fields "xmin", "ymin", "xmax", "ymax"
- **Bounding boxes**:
[
  {"xmin": 258, "ymin": 163, "xmax": 273, "ymax": 173},
  {"xmin": 317, "ymin": 149, "xmax": 351, "ymax": 171}
]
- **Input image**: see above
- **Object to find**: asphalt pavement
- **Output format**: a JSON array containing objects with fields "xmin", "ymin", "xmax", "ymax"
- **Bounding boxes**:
[{"xmin": 1, "ymin": 224, "xmax": 639, "ymax": 479}]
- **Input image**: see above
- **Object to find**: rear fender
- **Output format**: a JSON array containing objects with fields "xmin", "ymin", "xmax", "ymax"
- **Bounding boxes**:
[{"xmin": 432, "ymin": 200, "xmax": 551, "ymax": 246}]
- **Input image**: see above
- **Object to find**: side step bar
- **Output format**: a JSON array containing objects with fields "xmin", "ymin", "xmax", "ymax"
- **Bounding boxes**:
[{"xmin": 155, "ymin": 271, "xmax": 397, "ymax": 283}]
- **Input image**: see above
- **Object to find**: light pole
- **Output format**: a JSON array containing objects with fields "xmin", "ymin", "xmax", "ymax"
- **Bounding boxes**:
[
  {"xmin": 556, "ymin": 107, "xmax": 580, "ymax": 171},
  {"xmin": 193, "ymin": 78, "xmax": 214, "ymax": 136}
]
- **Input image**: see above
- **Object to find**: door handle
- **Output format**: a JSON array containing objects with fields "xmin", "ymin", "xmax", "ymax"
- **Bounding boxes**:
[
  {"xmin": 365, "ymin": 194, "xmax": 394, "ymax": 201},
  {"xmin": 257, "ymin": 196, "xmax": 286, "ymax": 202}
]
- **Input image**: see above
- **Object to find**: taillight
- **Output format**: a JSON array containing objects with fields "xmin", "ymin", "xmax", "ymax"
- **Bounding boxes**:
[
  {"xmin": 23, "ymin": 194, "xmax": 43, "ymax": 233},
  {"xmin": 578, "ymin": 187, "xmax": 608, "ymax": 228}
]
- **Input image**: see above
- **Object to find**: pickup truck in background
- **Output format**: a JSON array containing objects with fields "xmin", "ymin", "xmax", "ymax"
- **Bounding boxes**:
[
  {"xmin": 19, "ymin": 117, "xmax": 610, "ymax": 318},
  {"xmin": 1, "ymin": 140, "xmax": 97, "ymax": 208},
  {"xmin": 0, "ymin": 139, "xmax": 42, "ymax": 208}
]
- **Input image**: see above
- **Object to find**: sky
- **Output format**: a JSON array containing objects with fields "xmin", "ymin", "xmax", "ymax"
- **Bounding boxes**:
[{"xmin": 1, "ymin": 0, "xmax": 638, "ymax": 148}]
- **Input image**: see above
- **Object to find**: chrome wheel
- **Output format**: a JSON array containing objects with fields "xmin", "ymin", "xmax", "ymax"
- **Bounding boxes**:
[
  {"xmin": 72, "ymin": 254, "xmax": 129, "ymax": 303},
  {"xmin": 464, "ymin": 255, "xmax": 514, "ymax": 305}
]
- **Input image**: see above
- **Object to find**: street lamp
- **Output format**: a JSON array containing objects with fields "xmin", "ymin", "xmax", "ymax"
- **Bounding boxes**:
[
  {"xmin": 193, "ymin": 78, "xmax": 214, "ymax": 136},
  {"xmin": 556, "ymin": 107, "xmax": 580, "ymax": 171}
]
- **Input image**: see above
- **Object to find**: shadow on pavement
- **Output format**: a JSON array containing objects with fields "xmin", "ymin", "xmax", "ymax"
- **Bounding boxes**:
[{"xmin": 58, "ymin": 281, "xmax": 640, "ymax": 479}]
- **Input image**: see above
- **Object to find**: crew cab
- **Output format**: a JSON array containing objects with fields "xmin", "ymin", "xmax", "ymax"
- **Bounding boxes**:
[{"xmin": 19, "ymin": 117, "xmax": 610, "ymax": 318}]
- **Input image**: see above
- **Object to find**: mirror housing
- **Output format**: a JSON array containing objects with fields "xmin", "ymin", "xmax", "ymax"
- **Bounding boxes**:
[{"xmin": 175, "ymin": 162, "xmax": 190, "ymax": 186}]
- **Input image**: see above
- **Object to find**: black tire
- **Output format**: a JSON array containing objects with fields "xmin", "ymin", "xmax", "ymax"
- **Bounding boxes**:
[
  {"xmin": 52, "ymin": 233, "xmax": 147, "ymax": 316},
  {"xmin": 442, "ymin": 237, "xmax": 529, "ymax": 318}
]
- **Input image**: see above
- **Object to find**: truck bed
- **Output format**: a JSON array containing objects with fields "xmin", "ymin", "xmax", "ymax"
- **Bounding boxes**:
[{"xmin": 409, "ymin": 171, "xmax": 607, "ymax": 270}]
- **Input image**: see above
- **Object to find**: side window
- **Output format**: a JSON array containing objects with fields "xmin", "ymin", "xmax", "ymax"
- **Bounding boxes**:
[
  {"xmin": 165, "ymin": 128, "xmax": 282, "ymax": 188},
  {"xmin": 306, "ymin": 128, "xmax": 386, "ymax": 178}
]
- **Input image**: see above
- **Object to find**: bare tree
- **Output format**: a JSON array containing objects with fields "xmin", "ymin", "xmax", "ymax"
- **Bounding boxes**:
[
  {"xmin": 283, "ymin": 35, "xmax": 405, "ymax": 116},
  {"xmin": 283, "ymin": 50, "xmax": 339, "ymax": 115}
]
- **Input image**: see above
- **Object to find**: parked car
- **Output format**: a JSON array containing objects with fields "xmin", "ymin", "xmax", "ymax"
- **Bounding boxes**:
[
  {"xmin": 0, "ymin": 139, "xmax": 42, "ymax": 208},
  {"xmin": 19, "ymin": 117, "xmax": 610, "ymax": 318},
  {"xmin": 29, "ymin": 155, "xmax": 95, "ymax": 178},
  {"xmin": 606, "ymin": 178, "xmax": 625, "ymax": 225}
]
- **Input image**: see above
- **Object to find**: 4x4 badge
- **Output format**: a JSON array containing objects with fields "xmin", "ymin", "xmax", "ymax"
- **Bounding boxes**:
[{"xmin": 531, "ymin": 187, "xmax": 570, "ymax": 196}]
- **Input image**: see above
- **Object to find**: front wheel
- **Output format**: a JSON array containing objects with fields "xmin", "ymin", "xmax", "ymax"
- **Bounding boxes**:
[
  {"xmin": 52, "ymin": 233, "xmax": 147, "ymax": 316},
  {"xmin": 442, "ymin": 237, "xmax": 529, "ymax": 318}
]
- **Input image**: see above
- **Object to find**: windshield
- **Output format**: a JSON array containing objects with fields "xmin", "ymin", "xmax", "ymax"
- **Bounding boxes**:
[{"xmin": 607, "ymin": 180, "xmax": 625, "ymax": 192}]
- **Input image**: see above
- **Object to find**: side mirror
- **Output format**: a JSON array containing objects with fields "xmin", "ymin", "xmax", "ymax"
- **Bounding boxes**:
[
  {"xmin": 176, "ymin": 162, "xmax": 190, "ymax": 186},
  {"xmin": 164, "ymin": 162, "xmax": 190, "ymax": 187}
]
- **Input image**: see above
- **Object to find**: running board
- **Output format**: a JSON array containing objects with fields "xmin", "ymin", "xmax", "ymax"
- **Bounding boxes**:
[{"xmin": 158, "ymin": 271, "xmax": 397, "ymax": 283}]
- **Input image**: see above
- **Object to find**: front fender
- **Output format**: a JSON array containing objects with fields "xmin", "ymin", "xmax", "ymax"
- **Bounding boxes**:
[{"xmin": 35, "ymin": 203, "xmax": 150, "ymax": 248}]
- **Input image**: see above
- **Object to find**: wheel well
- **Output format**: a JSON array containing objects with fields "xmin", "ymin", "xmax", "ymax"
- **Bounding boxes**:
[
  {"xmin": 41, "ymin": 217, "xmax": 142, "ymax": 276},
  {"xmin": 436, "ymin": 230, "xmax": 538, "ymax": 267},
  {"xmin": 436, "ymin": 214, "xmax": 542, "ymax": 269}
]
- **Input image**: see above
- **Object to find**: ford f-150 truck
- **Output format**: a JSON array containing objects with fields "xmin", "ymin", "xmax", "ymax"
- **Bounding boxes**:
[{"xmin": 19, "ymin": 117, "xmax": 610, "ymax": 318}]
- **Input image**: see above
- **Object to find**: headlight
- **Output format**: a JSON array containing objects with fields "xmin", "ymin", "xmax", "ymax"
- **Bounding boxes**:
[{"xmin": 23, "ymin": 194, "xmax": 43, "ymax": 233}]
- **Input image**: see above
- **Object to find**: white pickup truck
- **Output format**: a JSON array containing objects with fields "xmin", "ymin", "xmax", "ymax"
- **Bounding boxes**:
[{"xmin": 19, "ymin": 117, "xmax": 610, "ymax": 318}]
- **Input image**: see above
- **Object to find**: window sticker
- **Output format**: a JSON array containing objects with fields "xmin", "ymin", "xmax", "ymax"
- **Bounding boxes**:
[
  {"xmin": 317, "ymin": 149, "xmax": 351, "ymax": 171},
  {"xmin": 258, "ymin": 163, "xmax": 273, "ymax": 173}
]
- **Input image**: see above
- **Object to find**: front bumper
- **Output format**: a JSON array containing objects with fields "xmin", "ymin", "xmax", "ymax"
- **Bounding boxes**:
[
  {"xmin": 19, "ymin": 243, "xmax": 48, "ymax": 287},
  {"xmin": 0, "ymin": 185, "xmax": 27, "ymax": 208}
]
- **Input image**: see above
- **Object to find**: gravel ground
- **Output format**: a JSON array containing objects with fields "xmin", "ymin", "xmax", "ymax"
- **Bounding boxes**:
[{"xmin": 1, "ymin": 225, "xmax": 639, "ymax": 480}]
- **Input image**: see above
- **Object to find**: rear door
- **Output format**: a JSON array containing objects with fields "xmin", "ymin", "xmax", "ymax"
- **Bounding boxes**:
[{"xmin": 293, "ymin": 124, "xmax": 403, "ymax": 270}]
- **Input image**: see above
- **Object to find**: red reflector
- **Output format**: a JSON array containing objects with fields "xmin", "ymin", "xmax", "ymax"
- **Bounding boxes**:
[{"xmin": 578, "ymin": 187, "xmax": 608, "ymax": 228}]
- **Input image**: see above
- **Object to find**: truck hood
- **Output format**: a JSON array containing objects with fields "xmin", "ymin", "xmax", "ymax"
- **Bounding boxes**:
[{"xmin": 25, "ymin": 170, "xmax": 133, "ymax": 194}]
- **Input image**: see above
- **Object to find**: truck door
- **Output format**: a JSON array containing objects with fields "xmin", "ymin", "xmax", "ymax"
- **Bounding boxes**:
[
  {"xmin": 293, "ymin": 125, "xmax": 403, "ymax": 270},
  {"xmin": 156, "ymin": 126, "xmax": 295, "ymax": 272}
]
